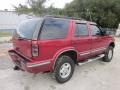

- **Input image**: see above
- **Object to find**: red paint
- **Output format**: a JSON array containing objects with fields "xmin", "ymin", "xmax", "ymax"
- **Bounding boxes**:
[{"xmin": 8, "ymin": 18, "xmax": 115, "ymax": 73}]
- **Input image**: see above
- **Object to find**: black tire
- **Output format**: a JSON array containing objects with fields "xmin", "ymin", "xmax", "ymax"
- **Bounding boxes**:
[
  {"xmin": 53, "ymin": 55, "xmax": 75, "ymax": 83},
  {"xmin": 102, "ymin": 46, "xmax": 114, "ymax": 62}
]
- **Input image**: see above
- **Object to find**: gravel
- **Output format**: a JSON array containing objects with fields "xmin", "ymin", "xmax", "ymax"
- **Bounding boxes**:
[{"xmin": 0, "ymin": 37, "xmax": 120, "ymax": 90}]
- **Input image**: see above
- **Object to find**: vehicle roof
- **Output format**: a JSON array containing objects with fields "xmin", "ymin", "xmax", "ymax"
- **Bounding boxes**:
[
  {"xmin": 75, "ymin": 20, "xmax": 96, "ymax": 25},
  {"xmin": 43, "ymin": 15, "xmax": 97, "ymax": 25},
  {"xmin": 27, "ymin": 15, "xmax": 97, "ymax": 25}
]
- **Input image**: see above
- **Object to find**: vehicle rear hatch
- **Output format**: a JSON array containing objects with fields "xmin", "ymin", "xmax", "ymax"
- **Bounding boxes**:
[
  {"xmin": 13, "ymin": 36, "xmax": 32, "ymax": 58},
  {"xmin": 12, "ymin": 18, "xmax": 41, "ymax": 58}
]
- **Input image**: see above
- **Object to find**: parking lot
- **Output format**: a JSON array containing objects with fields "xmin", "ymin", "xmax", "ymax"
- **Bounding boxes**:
[{"xmin": 0, "ymin": 37, "xmax": 120, "ymax": 90}]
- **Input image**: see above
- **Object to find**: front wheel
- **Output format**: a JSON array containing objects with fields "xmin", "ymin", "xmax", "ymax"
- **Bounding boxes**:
[
  {"xmin": 102, "ymin": 46, "xmax": 114, "ymax": 62},
  {"xmin": 53, "ymin": 55, "xmax": 75, "ymax": 83}
]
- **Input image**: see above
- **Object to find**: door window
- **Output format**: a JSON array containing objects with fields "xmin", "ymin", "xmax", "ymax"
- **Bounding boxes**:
[{"xmin": 74, "ymin": 24, "xmax": 88, "ymax": 36}]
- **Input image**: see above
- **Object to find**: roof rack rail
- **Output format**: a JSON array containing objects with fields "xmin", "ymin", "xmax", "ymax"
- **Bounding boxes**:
[{"xmin": 44, "ymin": 15, "xmax": 83, "ymax": 20}]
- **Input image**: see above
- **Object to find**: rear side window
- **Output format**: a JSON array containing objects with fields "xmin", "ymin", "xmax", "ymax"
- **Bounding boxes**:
[
  {"xmin": 75, "ymin": 24, "xmax": 88, "ymax": 36},
  {"xmin": 16, "ymin": 19, "xmax": 40, "ymax": 39},
  {"xmin": 40, "ymin": 18, "xmax": 69, "ymax": 40}
]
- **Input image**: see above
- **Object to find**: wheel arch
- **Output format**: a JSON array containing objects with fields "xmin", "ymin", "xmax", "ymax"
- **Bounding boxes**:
[
  {"xmin": 109, "ymin": 42, "xmax": 115, "ymax": 48},
  {"xmin": 53, "ymin": 49, "xmax": 78, "ymax": 70}
]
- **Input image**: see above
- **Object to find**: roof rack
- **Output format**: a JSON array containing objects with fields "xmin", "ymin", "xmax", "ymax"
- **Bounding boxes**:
[{"xmin": 44, "ymin": 15, "xmax": 84, "ymax": 20}]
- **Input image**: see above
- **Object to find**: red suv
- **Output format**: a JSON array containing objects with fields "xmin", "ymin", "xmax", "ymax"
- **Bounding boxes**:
[{"xmin": 9, "ymin": 16, "xmax": 115, "ymax": 83}]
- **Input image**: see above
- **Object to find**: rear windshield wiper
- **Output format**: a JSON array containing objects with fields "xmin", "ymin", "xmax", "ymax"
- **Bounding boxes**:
[{"xmin": 18, "ymin": 36, "xmax": 26, "ymax": 40}]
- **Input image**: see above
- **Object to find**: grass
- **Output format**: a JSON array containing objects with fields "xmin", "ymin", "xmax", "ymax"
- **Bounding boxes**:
[{"xmin": 0, "ymin": 32, "xmax": 12, "ymax": 37}]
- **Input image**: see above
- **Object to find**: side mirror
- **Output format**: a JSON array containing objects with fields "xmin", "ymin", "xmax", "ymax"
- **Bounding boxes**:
[{"xmin": 102, "ymin": 30, "xmax": 107, "ymax": 35}]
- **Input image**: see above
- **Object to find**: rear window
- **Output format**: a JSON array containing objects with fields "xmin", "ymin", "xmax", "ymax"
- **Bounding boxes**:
[
  {"xmin": 39, "ymin": 18, "xmax": 69, "ymax": 40},
  {"xmin": 16, "ymin": 19, "xmax": 40, "ymax": 39}
]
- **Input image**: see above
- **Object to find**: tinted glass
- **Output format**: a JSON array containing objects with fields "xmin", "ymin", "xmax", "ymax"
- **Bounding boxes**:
[
  {"xmin": 91, "ymin": 25, "xmax": 101, "ymax": 36},
  {"xmin": 40, "ymin": 18, "xmax": 69, "ymax": 40},
  {"xmin": 75, "ymin": 24, "xmax": 88, "ymax": 36},
  {"xmin": 16, "ymin": 19, "xmax": 40, "ymax": 39}
]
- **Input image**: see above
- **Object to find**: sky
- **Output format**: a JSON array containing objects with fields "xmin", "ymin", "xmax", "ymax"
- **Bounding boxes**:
[{"xmin": 0, "ymin": 0, "xmax": 73, "ymax": 10}]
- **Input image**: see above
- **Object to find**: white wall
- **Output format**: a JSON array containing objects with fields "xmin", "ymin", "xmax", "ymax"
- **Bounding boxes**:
[
  {"xmin": 116, "ymin": 24, "xmax": 120, "ymax": 36},
  {"xmin": 0, "ymin": 11, "xmax": 29, "ymax": 30}
]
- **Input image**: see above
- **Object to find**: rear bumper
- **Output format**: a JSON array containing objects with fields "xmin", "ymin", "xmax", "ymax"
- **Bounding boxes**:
[{"xmin": 8, "ymin": 50, "xmax": 52, "ymax": 73}]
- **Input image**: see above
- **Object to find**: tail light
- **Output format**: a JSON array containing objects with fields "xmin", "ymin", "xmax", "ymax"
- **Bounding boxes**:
[{"xmin": 32, "ymin": 44, "xmax": 39, "ymax": 57}]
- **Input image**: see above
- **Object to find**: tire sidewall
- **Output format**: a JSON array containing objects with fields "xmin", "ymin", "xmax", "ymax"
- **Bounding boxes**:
[
  {"xmin": 54, "ymin": 56, "xmax": 75, "ymax": 83},
  {"xmin": 104, "ymin": 46, "xmax": 113, "ymax": 62}
]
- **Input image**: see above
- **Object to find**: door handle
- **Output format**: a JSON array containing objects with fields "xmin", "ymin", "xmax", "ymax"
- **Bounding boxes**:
[
  {"xmin": 72, "ymin": 41, "xmax": 78, "ymax": 44},
  {"xmin": 92, "ymin": 37, "xmax": 97, "ymax": 39}
]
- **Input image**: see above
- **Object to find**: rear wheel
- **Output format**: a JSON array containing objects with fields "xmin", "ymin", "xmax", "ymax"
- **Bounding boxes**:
[
  {"xmin": 103, "ymin": 46, "xmax": 114, "ymax": 62},
  {"xmin": 53, "ymin": 55, "xmax": 75, "ymax": 83}
]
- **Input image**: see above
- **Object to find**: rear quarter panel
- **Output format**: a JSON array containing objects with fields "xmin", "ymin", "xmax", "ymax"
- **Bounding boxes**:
[{"xmin": 31, "ymin": 20, "xmax": 74, "ymax": 71}]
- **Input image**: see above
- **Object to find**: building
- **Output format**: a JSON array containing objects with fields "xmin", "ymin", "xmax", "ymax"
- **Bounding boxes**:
[{"xmin": 0, "ymin": 10, "xmax": 31, "ymax": 33}]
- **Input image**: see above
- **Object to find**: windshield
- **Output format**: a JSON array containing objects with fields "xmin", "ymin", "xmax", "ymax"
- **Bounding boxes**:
[{"xmin": 16, "ymin": 18, "xmax": 41, "ymax": 39}]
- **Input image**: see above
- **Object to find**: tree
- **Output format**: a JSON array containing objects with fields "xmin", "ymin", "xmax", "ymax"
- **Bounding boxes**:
[
  {"xmin": 14, "ymin": 0, "xmax": 46, "ymax": 15},
  {"xmin": 14, "ymin": 4, "xmax": 31, "ymax": 15},
  {"xmin": 14, "ymin": 0, "xmax": 120, "ymax": 28},
  {"xmin": 64, "ymin": 0, "xmax": 120, "ymax": 28},
  {"xmin": 14, "ymin": 0, "xmax": 63, "ymax": 16}
]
